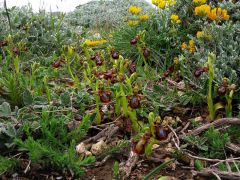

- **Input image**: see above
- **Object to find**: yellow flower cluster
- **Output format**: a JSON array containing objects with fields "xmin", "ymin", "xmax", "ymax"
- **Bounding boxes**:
[
  {"xmin": 85, "ymin": 39, "xmax": 107, "ymax": 46},
  {"xmin": 181, "ymin": 40, "xmax": 195, "ymax": 53},
  {"xmin": 196, "ymin": 31, "xmax": 204, "ymax": 38},
  {"xmin": 152, "ymin": 0, "xmax": 176, "ymax": 9},
  {"xmin": 128, "ymin": 5, "xmax": 142, "ymax": 14},
  {"xmin": 127, "ymin": 5, "xmax": 150, "ymax": 26},
  {"xmin": 181, "ymin": 42, "xmax": 188, "ymax": 49},
  {"xmin": 170, "ymin": 14, "xmax": 181, "ymax": 23},
  {"xmin": 195, "ymin": 5, "xmax": 230, "ymax": 21},
  {"xmin": 139, "ymin": 14, "xmax": 150, "ymax": 21},
  {"xmin": 193, "ymin": 0, "xmax": 206, "ymax": 5},
  {"xmin": 194, "ymin": 4, "xmax": 211, "ymax": 16},
  {"xmin": 208, "ymin": 8, "xmax": 230, "ymax": 21},
  {"xmin": 127, "ymin": 20, "xmax": 139, "ymax": 26},
  {"xmin": 189, "ymin": 40, "xmax": 196, "ymax": 53}
]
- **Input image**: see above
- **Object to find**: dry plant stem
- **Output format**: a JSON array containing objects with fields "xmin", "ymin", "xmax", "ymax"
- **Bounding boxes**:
[
  {"xmin": 211, "ymin": 157, "xmax": 240, "ymax": 168},
  {"xmin": 185, "ymin": 150, "xmax": 240, "ymax": 162},
  {"xmin": 83, "ymin": 124, "xmax": 119, "ymax": 144},
  {"xmin": 231, "ymin": 155, "xmax": 240, "ymax": 172},
  {"xmin": 192, "ymin": 169, "xmax": 240, "ymax": 180},
  {"xmin": 93, "ymin": 155, "xmax": 111, "ymax": 167},
  {"xmin": 168, "ymin": 125, "xmax": 180, "ymax": 147},
  {"xmin": 211, "ymin": 171, "xmax": 221, "ymax": 180},
  {"xmin": 24, "ymin": 160, "xmax": 31, "ymax": 174},
  {"xmin": 226, "ymin": 142, "xmax": 240, "ymax": 154},
  {"xmin": 120, "ymin": 151, "xmax": 139, "ymax": 179},
  {"xmin": 94, "ymin": 115, "xmax": 122, "ymax": 128},
  {"xmin": 180, "ymin": 122, "xmax": 190, "ymax": 134},
  {"xmin": 181, "ymin": 118, "xmax": 240, "ymax": 138},
  {"xmin": 170, "ymin": 127, "xmax": 240, "ymax": 164},
  {"xmin": 106, "ymin": 125, "xmax": 120, "ymax": 143}
]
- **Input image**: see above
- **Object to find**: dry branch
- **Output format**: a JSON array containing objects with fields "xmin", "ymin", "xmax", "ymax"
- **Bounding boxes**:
[
  {"xmin": 181, "ymin": 118, "xmax": 240, "ymax": 138},
  {"xmin": 226, "ymin": 142, "xmax": 240, "ymax": 154},
  {"xmin": 83, "ymin": 124, "xmax": 119, "ymax": 144},
  {"xmin": 192, "ymin": 169, "xmax": 240, "ymax": 180},
  {"xmin": 120, "ymin": 151, "xmax": 139, "ymax": 179}
]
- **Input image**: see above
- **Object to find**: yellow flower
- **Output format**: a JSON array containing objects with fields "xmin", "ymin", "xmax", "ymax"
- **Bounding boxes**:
[
  {"xmin": 222, "ymin": 9, "xmax": 230, "ymax": 20},
  {"xmin": 139, "ymin": 14, "xmax": 149, "ymax": 21},
  {"xmin": 208, "ymin": 8, "xmax": 217, "ymax": 20},
  {"xmin": 193, "ymin": 0, "xmax": 206, "ymax": 5},
  {"xmin": 181, "ymin": 42, "xmax": 188, "ymax": 49},
  {"xmin": 196, "ymin": 31, "xmax": 204, "ymax": 38},
  {"xmin": 152, "ymin": 0, "xmax": 176, "ymax": 9},
  {"xmin": 182, "ymin": 40, "xmax": 195, "ymax": 53},
  {"xmin": 189, "ymin": 40, "xmax": 195, "ymax": 46},
  {"xmin": 194, "ymin": 4, "xmax": 211, "ymax": 16},
  {"xmin": 85, "ymin": 39, "xmax": 107, "ymax": 46},
  {"xmin": 208, "ymin": 8, "xmax": 230, "ymax": 21},
  {"xmin": 127, "ymin": 19, "xmax": 139, "ymax": 26},
  {"xmin": 170, "ymin": 14, "xmax": 181, "ymax": 23},
  {"xmin": 128, "ymin": 5, "xmax": 141, "ymax": 14},
  {"xmin": 158, "ymin": 0, "xmax": 166, "ymax": 9},
  {"xmin": 188, "ymin": 40, "xmax": 195, "ymax": 53}
]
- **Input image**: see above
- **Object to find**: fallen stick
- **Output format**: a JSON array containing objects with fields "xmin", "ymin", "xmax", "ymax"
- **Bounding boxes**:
[
  {"xmin": 83, "ymin": 124, "xmax": 119, "ymax": 144},
  {"xmin": 192, "ymin": 169, "xmax": 240, "ymax": 180},
  {"xmin": 226, "ymin": 142, "xmax": 240, "ymax": 154},
  {"xmin": 181, "ymin": 118, "xmax": 240, "ymax": 138},
  {"xmin": 120, "ymin": 150, "xmax": 139, "ymax": 179}
]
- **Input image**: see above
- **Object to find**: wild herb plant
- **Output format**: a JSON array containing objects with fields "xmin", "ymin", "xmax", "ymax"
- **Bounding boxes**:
[
  {"xmin": 184, "ymin": 126, "xmax": 229, "ymax": 159},
  {"xmin": 14, "ymin": 109, "xmax": 96, "ymax": 177}
]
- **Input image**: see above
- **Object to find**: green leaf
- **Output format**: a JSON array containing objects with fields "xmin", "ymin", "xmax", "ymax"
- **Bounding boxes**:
[
  {"xmin": 195, "ymin": 160, "xmax": 204, "ymax": 171},
  {"xmin": 0, "ymin": 102, "xmax": 11, "ymax": 117},
  {"xmin": 143, "ymin": 160, "xmax": 173, "ymax": 180},
  {"xmin": 22, "ymin": 90, "xmax": 33, "ymax": 106},
  {"xmin": 33, "ymin": 96, "xmax": 48, "ymax": 105},
  {"xmin": 60, "ymin": 92, "xmax": 70, "ymax": 106},
  {"xmin": 113, "ymin": 161, "xmax": 120, "ymax": 178},
  {"xmin": 158, "ymin": 177, "xmax": 169, "ymax": 180},
  {"xmin": 144, "ymin": 137, "xmax": 155, "ymax": 156}
]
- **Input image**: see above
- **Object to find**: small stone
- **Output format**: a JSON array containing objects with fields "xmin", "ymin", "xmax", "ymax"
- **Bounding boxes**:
[
  {"xmin": 176, "ymin": 116, "xmax": 182, "ymax": 123},
  {"xmin": 76, "ymin": 143, "xmax": 86, "ymax": 154},
  {"xmin": 90, "ymin": 140, "xmax": 106, "ymax": 155},
  {"xmin": 152, "ymin": 144, "xmax": 160, "ymax": 149},
  {"xmin": 85, "ymin": 151, "xmax": 92, "ymax": 156},
  {"xmin": 194, "ymin": 116, "xmax": 203, "ymax": 122}
]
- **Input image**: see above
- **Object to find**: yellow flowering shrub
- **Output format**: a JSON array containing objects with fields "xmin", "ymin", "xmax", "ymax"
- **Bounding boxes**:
[
  {"xmin": 139, "ymin": 14, "xmax": 150, "ymax": 21},
  {"xmin": 170, "ymin": 14, "xmax": 181, "ymax": 24},
  {"xmin": 193, "ymin": 0, "xmax": 206, "ymax": 6},
  {"xmin": 152, "ymin": 0, "xmax": 176, "ymax": 9},
  {"xmin": 194, "ymin": 4, "xmax": 211, "ymax": 16},
  {"xmin": 128, "ymin": 5, "xmax": 142, "ymax": 14},
  {"xmin": 85, "ymin": 39, "xmax": 107, "ymax": 46}
]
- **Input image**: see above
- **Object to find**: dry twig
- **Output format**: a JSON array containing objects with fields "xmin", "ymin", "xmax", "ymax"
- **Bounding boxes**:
[
  {"xmin": 192, "ymin": 169, "xmax": 240, "ymax": 180},
  {"xmin": 120, "ymin": 151, "xmax": 139, "ymax": 179},
  {"xmin": 181, "ymin": 118, "xmax": 240, "ymax": 138}
]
